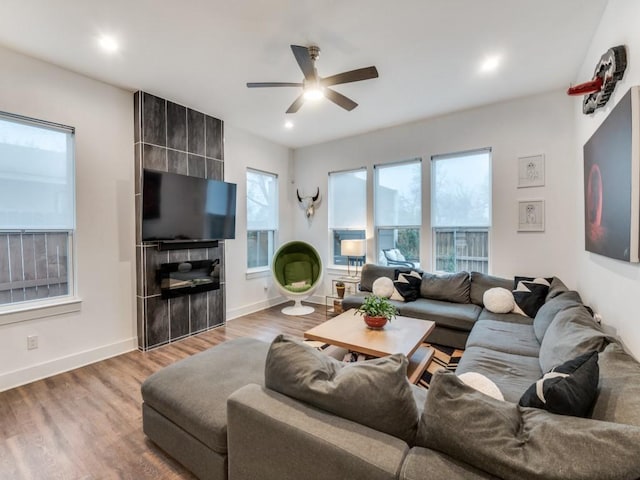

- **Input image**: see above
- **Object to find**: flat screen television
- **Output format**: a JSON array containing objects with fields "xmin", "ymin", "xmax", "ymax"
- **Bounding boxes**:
[{"xmin": 142, "ymin": 169, "xmax": 237, "ymax": 242}]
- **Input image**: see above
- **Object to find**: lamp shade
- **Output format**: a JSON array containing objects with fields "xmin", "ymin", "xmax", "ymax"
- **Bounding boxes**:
[{"xmin": 341, "ymin": 239, "xmax": 366, "ymax": 256}]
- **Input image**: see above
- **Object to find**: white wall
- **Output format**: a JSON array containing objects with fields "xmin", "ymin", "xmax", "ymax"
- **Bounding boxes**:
[
  {"xmin": 574, "ymin": 0, "xmax": 640, "ymax": 359},
  {"xmin": 224, "ymin": 125, "xmax": 294, "ymax": 318},
  {"xmin": 293, "ymin": 90, "xmax": 577, "ymax": 297},
  {"xmin": 0, "ymin": 47, "xmax": 136, "ymax": 390}
]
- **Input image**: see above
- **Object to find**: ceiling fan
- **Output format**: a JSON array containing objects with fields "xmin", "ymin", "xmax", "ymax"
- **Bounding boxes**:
[{"xmin": 247, "ymin": 45, "xmax": 379, "ymax": 114}]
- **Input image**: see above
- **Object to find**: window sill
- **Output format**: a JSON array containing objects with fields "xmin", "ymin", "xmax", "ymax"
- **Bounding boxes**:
[
  {"xmin": 245, "ymin": 268, "xmax": 271, "ymax": 280},
  {"xmin": 0, "ymin": 297, "xmax": 82, "ymax": 326}
]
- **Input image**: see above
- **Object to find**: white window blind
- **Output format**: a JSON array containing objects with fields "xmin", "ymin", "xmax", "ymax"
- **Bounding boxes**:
[
  {"xmin": 328, "ymin": 168, "xmax": 366, "ymax": 229},
  {"xmin": 432, "ymin": 149, "xmax": 491, "ymax": 227},
  {"xmin": 247, "ymin": 169, "xmax": 278, "ymax": 231},
  {"xmin": 0, "ymin": 114, "xmax": 75, "ymax": 230},
  {"xmin": 374, "ymin": 159, "xmax": 421, "ymax": 227}
]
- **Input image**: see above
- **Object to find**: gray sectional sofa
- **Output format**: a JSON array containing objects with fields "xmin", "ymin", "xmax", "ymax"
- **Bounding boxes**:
[
  {"xmin": 141, "ymin": 265, "xmax": 640, "ymax": 480},
  {"xmin": 341, "ymin": 263, "xmax": 566, "ymax": 349}
]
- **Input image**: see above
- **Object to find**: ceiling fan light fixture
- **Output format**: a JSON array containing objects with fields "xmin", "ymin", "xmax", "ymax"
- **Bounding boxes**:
[{"xmin": 303, "ymin": 86, "xmax": 324, "ymax": 101}]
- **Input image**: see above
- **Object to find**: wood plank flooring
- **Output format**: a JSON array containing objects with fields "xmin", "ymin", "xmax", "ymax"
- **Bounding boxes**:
[{"xmin": 0, "ymin": 303, "xmax": 327, "ymax": 480}]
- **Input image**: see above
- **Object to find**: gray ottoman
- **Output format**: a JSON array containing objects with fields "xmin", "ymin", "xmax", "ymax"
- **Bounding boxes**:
[{"xmin": 141, "ymin": 337, "xmax": 270, "ymax": 480}]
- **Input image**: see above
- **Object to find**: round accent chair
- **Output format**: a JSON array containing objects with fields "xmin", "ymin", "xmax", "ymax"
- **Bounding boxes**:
[{"xmin": 271, "ymin": 241, "xmax": 323, "ymax": 315}]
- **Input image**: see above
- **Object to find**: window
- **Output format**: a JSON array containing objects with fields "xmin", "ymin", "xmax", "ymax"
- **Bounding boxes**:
[
  {"xmin": 375, "ymin": 159, "xmax": 421, "ymax": 267},
  {"xmin": 432, "ymin": 149, "xmax": 491, "ymax": 273},
  {"xmin": 246, "ymin": 169, "xmax": 278, "ymax": 270},
  {"xmin": 328, "ymin": 168, "xmax": 366, "ymax": 266},
  {"xmin": 0, "ymin": 112, "xmax": 75, "ymax": 308}
]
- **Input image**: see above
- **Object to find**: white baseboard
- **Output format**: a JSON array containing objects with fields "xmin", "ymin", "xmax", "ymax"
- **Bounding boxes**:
[
  {"xmin": 226, "ymin": 297, "xmax": 289, "ymax": 320},
  {"xmin": 226, "ymin": 294, "xmax": 326, "ymax": 320},
  {"xmin": 0, "ymin": 337, "xmax": 138, "ymax": 392}
]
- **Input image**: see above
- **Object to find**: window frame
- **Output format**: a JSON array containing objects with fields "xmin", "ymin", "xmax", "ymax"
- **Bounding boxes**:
[
  {"xmin": 0, "ymin": 111, "xmax": 79, "ymax": 323},
  {"xmin": 374, "ymin": 158, "xmax": 422, "ymax": 267},
  {"xmin": 246, "ymin": 168, "xmax": 278, "ymax": 274},
  {"xmin": 328, "ymin": 167, "xmax": 367, "ymax": 269},
  {"xmin": 430, "ymin": 148, "xmax": 492, "ymax": 274}
]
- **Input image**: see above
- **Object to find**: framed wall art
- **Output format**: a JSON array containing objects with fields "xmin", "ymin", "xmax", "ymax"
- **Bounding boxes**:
[
  {"xmin": 518, "ymin": 200, "xmax": 545, "ymax": 232},
  {"xmin": 584, "ymin": 86, "xmax": 640, "ymax": 263},
  {"xmin": 517, "ymin": 154, "xmax": 545, "ymax": 188}
]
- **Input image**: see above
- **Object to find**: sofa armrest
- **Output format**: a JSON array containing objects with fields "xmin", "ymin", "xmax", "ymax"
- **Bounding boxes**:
[{"xmin": 228, "ymin": 384, "xmax": 409, "ymax": 480}]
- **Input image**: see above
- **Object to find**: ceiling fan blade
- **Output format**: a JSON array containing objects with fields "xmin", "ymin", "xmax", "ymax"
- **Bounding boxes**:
[
  {"xmin": 246, "ymin": 82, "xmax": 302, "ymax": 88},
  {"xmin": 291, "ymin": 45, "xmax": 316, "ymax": 81},
  {"xmin": 324, "ymin": 88, "xmax": 358, "ymax": 111},
  {"xmin": 322, "ymin": 66, "xmax": 379, "ymax": 87},
  {"xmin": 286, "ymin": 94, "xmax": 305, "ymax": 114}
]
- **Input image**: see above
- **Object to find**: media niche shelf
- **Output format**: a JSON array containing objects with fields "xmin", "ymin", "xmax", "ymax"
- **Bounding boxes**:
[{"xmin": 158, "ymin": 259, "xmax": 220, "ymax": 299}]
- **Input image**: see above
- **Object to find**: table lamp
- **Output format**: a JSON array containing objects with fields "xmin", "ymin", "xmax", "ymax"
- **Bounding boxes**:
[{"xmin": 341, "ymin": 239, "xmax": 366, "ymax": 278}]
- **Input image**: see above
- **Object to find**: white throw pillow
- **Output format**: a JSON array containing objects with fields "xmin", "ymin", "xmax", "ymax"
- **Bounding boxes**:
[
  {"xmin": 483, "ymin": 287, "xmax": 515, "ymax": 314},
  {"xmin": 457, "ymin": 372, "xmax": 504, "ymax": 401},
  {"xmin": 372, "ymin": 277, "xmax": 394, "ymax": 298}
]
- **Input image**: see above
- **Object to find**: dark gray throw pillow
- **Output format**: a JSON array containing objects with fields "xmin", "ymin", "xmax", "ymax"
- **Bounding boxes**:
[
  {"xmin": 539, "ymin": 305, "xmax": 608, "ymax": 372},
  {"xmin": 533, "ymin": 290, "xmax": 583, "ymax": 342},
  {"xmin": 591, "ymin": 342, "xmax": 640, "ymax": 427},
  {"xmin": 519, "ymin": 351, "xmax": 599, "ymax": 417},
  {"xmin": 264, "ymin": 334, "xmax": 419, "ymax": 444},
  {"xmin": 420, "ymin": 271, "xmax": 470, "ymax": 304},
  {"xmin": 419, "ymin": 371, "xmax": 640, "ymax": 480},
  {"xmin": 469, "ymin": 271, "xmax": 512, "ymax": 306}
]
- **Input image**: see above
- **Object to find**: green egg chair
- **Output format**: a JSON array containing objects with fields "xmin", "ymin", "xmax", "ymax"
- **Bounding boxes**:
[{"xmin": 272, "ymin": 240, "xmax": 323, "ymax": 315}]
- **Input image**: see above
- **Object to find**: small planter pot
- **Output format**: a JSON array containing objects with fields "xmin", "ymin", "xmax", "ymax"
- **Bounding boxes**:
[
  {"xmin": 336, "ymin": 285, "xmax": 346, "ymax": 299},
  {"xmin": 364, "ymin": 315, "xmax": 388, "ymax": 329}
]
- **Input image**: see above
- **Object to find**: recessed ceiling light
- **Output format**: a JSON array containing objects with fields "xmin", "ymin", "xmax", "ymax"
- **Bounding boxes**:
[
  {"xmin": 284, "ymin": 121, "xmax": 294, "ymax": 129},
  {"xmin": 98, "ymin": 35, "xmax": 119, "ymax": 53},
  {"xmin": 480, "ymin": 55, "xmax": 501, "ymax": 73}
]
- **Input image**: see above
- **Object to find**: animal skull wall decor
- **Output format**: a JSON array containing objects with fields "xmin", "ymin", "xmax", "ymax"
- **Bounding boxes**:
[{"xmin": 297, "ymin": 188, "xmax": 320, "ymax": 219}]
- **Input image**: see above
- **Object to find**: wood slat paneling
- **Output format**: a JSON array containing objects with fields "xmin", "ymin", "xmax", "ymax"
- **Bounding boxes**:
[{"xmin": 0, "ymin": 303, "xmax": 326, "ymax": 480}]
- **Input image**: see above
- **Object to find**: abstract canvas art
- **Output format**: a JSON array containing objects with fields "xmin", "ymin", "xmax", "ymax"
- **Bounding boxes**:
[{"xmin": 583, "ymin": 87, "xmax": 639, "ymax": 262}]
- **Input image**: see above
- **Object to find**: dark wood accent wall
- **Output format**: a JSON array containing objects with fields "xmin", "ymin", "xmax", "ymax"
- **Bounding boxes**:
[{"xmin": 134, "ymin": 91, "xmax": 226, "ymax": 351}]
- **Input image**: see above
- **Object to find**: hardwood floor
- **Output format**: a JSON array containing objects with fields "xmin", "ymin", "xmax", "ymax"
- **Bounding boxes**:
[{"xmin": 0, "ymin": 303, "xmax": 327, "ymax": 480}]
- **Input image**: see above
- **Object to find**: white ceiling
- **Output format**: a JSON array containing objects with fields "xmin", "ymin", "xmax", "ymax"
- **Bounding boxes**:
[{"xmin": 0, "ymin": 0, "xmax": 608, "ymax": 148}]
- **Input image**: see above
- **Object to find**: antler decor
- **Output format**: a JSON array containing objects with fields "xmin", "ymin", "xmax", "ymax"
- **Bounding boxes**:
[
  {"xmin": 297, "ymin": 188, "xmax": 320, "ymax": 219},
  {"xmin": 567, "ymin": 45, "xmax": 627, "ymax": 114}
]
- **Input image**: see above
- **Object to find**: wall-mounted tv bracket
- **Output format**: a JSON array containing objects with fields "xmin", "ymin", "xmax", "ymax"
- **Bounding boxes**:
[{"xmin": 567, "ymin": 45, "xmax": 627, "ymax": 115}]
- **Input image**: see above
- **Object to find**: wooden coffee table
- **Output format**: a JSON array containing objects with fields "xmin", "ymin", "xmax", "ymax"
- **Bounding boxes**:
[{"xmin": 304, "ymin": 309, "xmax": 435, "ymax": 384}]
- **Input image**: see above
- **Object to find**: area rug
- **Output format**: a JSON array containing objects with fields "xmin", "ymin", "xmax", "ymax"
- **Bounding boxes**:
[{"xmin": 416, "ymin": 343, "xmax": 464, "ymax": 390}]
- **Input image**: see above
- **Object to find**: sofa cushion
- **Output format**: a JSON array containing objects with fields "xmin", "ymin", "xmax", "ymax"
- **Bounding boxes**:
[
  {"xmin": 546, "ymin": 276, "xmax": 569, "ymax": 301},
  {"xmin": 477, "ymin": 309, "xmax": 534, "ymax": 325},
  {"xmin": 418, "ymin": 371, "xmax": 640, "ymax": 480},
  {"xmin": 465, "ymin": 320, "xmax": 540, "ymax": 357},
  {"xmin": 401, "ymin": 448, "xmax": 499, "ymax": 480},
  {"xmin": 283, "ymin": 260, "xmax": 312, "ymax": 285},
  {"xmin": 533, "ymin": 290, "xmax": 583, "ymax": 342},
  {"xmin": 141, "ymin": 337, "xmax": 270, "ymax": 454},
  {"xmin": 264, "ymin": 334, "xmax": 419, "ymax": 445},
  {"xmin": 397, "ymin": 298, "xmax": 481, "ymax": 332},
  {"xmin": 455, "ymin": 346, "xmax": 542, "ymax": 402},
  {"xmin": 519, "ymin": 351, "xmax": 599, "ymax": 417},
  {"xmin": 539, "ymin": 305, "xmax": 608, "ymax": 372},
  {"xmin": 420, "ymin": 271, "xmax": 470, "ymax": 304},
  {"xmin": 591, "ymin": 342, "xmax": 640, "ymax": 427},
  {"xmin": 469, "ymin": 272, "xmax": 512, "ymax": 307}
]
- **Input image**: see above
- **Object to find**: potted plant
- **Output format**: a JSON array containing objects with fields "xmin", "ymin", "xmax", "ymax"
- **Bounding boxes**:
[
  {"xmin": 355, "ymin": 295, "xmax": 398, "ymax": 329},
  {"xmin": 335, "ymin": 281, "xmax": 346, "ymax": 299}
]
